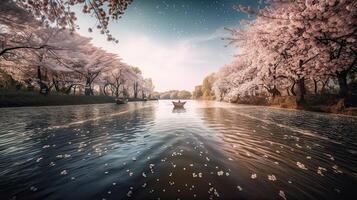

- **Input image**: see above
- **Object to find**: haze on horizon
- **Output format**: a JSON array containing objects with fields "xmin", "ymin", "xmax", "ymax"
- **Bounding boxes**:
[{"xmin": 74, "ymin": 0, "xmax": 257, "ymax": 92}]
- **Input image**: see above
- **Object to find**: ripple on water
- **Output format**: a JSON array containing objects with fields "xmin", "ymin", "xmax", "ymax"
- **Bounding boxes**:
[{"xmin": 0, "ymin": 100, "xmax": 357, "ymax": 199}]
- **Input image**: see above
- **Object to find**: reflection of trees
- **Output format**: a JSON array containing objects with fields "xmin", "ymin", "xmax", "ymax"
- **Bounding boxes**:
[
  {"xmin": 23, "ymin": 103, "xmax": 129, "ymax": 130},
  {"xmin": 200, "ymin": 107, "xmax": 249, "ymax": 132},
  {"xmin": 199, "ymin": 106, "xmax": 276, "ymax": 159}
]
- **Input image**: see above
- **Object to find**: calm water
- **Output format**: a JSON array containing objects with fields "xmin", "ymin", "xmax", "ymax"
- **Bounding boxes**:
[{"xmin": 1, "ymin": 100, "xmax": 357, "ymax": 200}]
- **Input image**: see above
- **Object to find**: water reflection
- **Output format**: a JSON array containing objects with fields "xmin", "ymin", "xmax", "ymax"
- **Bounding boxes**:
[
  {"xmin": 0, "ymin": 100, "xmax": 356, "ymax": 200},
  {"xmin": 199, "ymin": 103, "xmax": 357, "ymax": 199},
  {"xmin": 172, "ymin": 107, "xmax": 186, "ymax": 113}
]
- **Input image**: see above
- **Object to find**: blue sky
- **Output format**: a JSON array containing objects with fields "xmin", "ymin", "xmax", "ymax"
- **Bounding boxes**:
[{"xmin": 75, "ymin": 0, "xmax": 258, "ymax": 92}]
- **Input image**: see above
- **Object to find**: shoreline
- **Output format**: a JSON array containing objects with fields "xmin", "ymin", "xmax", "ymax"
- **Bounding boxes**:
[
  {"xmin": 0, "ymin": 90, "xmax": 157, "ymax": 108},
  {"xmin": 193, "ymin": 98, "xmax": 357, "ymax": 117},
  {"xmin": 0, "ymin": 97, "xmax": 157, "ymax": 108},
  {"xmin": 255, "ymin": 103, "xmax": 357, "ymax": 118},
  {"xmin": 232, "ymin": 102, "xmax": 357, "ymax": 117},
  {"xmin": 1, "ymin": 93, "xmax": 356, "ymax": 117}
]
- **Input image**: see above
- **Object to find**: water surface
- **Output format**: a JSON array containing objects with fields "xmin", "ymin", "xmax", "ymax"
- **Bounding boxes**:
[{"xmin": 1, "ymin": 100, "xmax": 357, "ymax": 200}]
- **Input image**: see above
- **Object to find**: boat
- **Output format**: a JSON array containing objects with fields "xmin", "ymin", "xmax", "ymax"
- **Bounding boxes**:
[
  {"xmin": 115, "ymin": 98, "xmax": 128, "ymax": 104},
  {"xmin": 172, "ymin": 100, "xmax": 186, "ymax": 108}
]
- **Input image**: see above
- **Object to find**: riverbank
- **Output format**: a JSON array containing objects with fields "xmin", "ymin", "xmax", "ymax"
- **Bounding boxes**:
[
  {"xmin": 0, "ymin": 90, "xmax": 155, "ymax": 108},
  {"xmin": 230, "ymin": 95, "xmax": 357, "ymax": 116}
]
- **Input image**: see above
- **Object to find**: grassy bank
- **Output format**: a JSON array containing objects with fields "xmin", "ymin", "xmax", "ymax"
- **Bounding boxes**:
[
  {"xmin": 0, "ymin": 89, "xmax": 159, "ymax": 108},
  {"xmin": 231, "ymin": 94, "xmax": 357, "ymax": 116},
  {"xmin": 0, "ymin": 90, "xmax": 117, "ymax": 107}
]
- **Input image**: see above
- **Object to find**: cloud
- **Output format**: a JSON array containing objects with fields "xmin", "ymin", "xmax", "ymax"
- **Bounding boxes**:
[
  {"xmin": 115, "ymin": 35, "xmax": 216, "ymax": 91},
  {"xmin": 78, "ymin": 27, "xmax": 235, "ymax": 92}
]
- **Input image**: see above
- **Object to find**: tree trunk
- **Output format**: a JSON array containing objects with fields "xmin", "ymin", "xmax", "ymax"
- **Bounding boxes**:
[
  {"xmin": 103, "ymin": 84, "xmax": 110, "ymax": 96},
  {"xmin": 73, "ymin": 85, "xmax": 77, "ymax": 95},
  {"xmin": 290, "ymin": 81, "xmax": 296, "ymax": 96},
  {"xmin": 271, "ymin": 86, "xmax": 281, "ymax": 97},
  {"xmin": 337, "ymin": 71, "xmax": 348, "ymax": 98},
  {"xmin": 115, "ymin": 87, "xmax": 119, "ymax": 98},
  {"xmin": 37, "ymin": 66, "xmax": 49, "ymax": 95},
  {"xmin": 321, "ymin": 78, "xmax": 329, "ymax": 94},
  {"xmin": 264, "ymin": 86, "xmax": 281, "ymax": 98},
  {"xmin": 84, "ymin": 77, "xmax": 92, "ymax": 96},
  {"xmin": 313, "ymin": 79, "xmax": 318, "ymax": 94},
  {"xmin": 53, "ymin": 77, "xmax": 60, "ymax": 92},
  {"xmin": 133, "ymin": 82, "xmax": 138, "ymax": 99},
  {"xmin": 65, "ymin": 84, "xmax": 78, "ymax": 95},
  {"xmin": 296, "ymin": 78, "xmax": 306, "ymax": 104},
  {"xmin": 64, "ymin": 85, "xmax": 72, "ymax": 94},
  {"xmin": 37, "ymin": 66, "xmax": 42, "ymax": 81}
]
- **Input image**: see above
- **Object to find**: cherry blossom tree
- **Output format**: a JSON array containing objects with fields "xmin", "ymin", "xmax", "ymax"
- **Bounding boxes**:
[
  {"xmin": 14, "ymin": 0, "xmax": 133, "ymax": 42},
  {"xmin": 217, "ymin": 0, "xmax": 357, "ymax": 104},
  {"xmin": 11, "ymin": 28, "xmax": 92, "ymax": 94},
  {"xmin": 60, "ymin": 45, "xmax": 119, "ymax": 95},
  {"xmin": 102, "ymin": 62, "xmax": 134, "ymax": 98},
  {"xmin": 0, "ymin": 0, "xmax": 52, "ymax": 59},
  {"xmin": 142, "ymin": 78, "xmax": 155, "ymax": 99},
  {"xmin": 128, "ymin": 66, "xmax": 143, "ymax": 99},
  {"xmin": 1, "ymin": 0, "xmax": 153, "ymax": 98}
]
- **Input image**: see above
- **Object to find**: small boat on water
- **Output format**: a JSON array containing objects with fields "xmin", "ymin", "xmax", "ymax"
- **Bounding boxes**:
[
  {"xmin": 172, "ymin": 100, "xmax": 186, "ymax": 108},
  {"xmin": 116, "ymin": 98, "xmax": 128, "ymax": 104}
]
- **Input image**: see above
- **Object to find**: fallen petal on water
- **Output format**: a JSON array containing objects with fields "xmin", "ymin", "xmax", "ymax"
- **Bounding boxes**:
[
  {"xmin": 251, "ymin": 173, "xmax": 257, "ymax": 179},
  {"xmin": 279, "ymin": 190, "xmax": 287, "ymax": 200},
  {"xmin": 297, "ymin": 162, "xmax": 308, "ymax": 170},
  {"xmin": 237, "ymin": 186, "xmax": 243, "ymax": 191},
  {"xmin": 268, "ymin": 174, "xmax": 277, "ymax": 181}
]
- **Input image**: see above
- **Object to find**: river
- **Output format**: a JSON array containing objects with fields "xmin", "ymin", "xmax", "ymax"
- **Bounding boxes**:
[{"xmin": 0, "ymin": 100, "xmax": 356, "ymax": 200}]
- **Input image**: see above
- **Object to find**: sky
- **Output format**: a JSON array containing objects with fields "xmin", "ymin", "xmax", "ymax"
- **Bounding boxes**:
[{"xmin": 75, "ymin": 0, "xmax": 258, "ymax": 92}]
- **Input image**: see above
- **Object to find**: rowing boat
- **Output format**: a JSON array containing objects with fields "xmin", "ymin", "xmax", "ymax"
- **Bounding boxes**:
[
  {"xmin": 172, "ymin": 101, "xmax": 186, "ymax": 108},
  {"xmin": 116, "ymin": 98, "xmax": 128, "ymax": 104}
]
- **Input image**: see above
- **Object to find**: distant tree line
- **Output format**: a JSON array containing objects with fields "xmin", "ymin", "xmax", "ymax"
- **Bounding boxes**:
[{"xmin": 152, "ymin": 90, "xmax": 192, "ymax": 100}]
